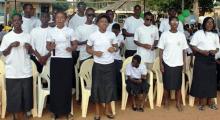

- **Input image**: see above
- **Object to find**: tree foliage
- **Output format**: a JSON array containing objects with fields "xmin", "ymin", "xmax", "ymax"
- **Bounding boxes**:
[
  {"xmin": 146, "ymin": 0, "xmax": 214, "ymax": 13},
  {"xmin": 52, "ymin": 0, "xmax": 70, "ymax": 11}
]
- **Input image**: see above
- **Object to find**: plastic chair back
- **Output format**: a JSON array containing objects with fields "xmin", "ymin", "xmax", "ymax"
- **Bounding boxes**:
[{"xmin": 79, "ymin": 59, "xmax": 94, "ymax": 90}]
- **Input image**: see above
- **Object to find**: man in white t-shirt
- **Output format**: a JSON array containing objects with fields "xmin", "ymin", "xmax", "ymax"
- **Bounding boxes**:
[
  {"xmin": 75, "ymin": 8, "xmax": 97, "ymax": 65},
  {"xmin": 0, "ymin": 14, "xmax": 36, "ymax": 120},
  {"xmin": 159, "ymin": 7, "xmax": 184, "ymax": 36},
  {"xmin": 22, "ymin": 3, "xmax": 41, "ymax": 33},
  {"xmin": 106, "ymin": 10, "xmax": 117, "ymax": 31},
  {"xmin": 30, "ymin": 13, "xmax": 51, "ymax": 73},
  {"xmin": 122, "ymin": 5, "xmax": 144, "ymax": 58},
  {"xmin": 134, "ymin": 12, "xmax": 159, "ymax": 69},
  {"xmin": 68, "ymin": 2, "xmax": 87, "ymax": 31},
  {"xmin": 68, "ymin": 2, "xmax": 87, "ymax": 66}
]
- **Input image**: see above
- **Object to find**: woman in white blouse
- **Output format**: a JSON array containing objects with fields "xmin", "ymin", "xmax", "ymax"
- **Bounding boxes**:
[
  {"xmin": 86, "ymin": 14, "xmax": 118, "ymax": 120},
  {"xmin": 46, "ymin": 11, "xmax": 77, "ymax": 119},
  {"xmin": 158, "ymin": 16, "xmax": 188, "ymax": 111},
  {"xmin": 190, "ymin": 17, "xmax": 219, "ymax": 111}
]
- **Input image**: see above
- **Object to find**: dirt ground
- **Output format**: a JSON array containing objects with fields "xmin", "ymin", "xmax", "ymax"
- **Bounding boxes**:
[{"xmin": 2, "ymin": 92, "xmax": 220, "ymax": 120}]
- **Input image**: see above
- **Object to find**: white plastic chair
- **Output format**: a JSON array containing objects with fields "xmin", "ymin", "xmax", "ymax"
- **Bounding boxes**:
[
  {"xmin": 37, "ymin": 61, "xmax": 50, "ymax": 117},
  {"xmin": 32, "ymin": 61, "xmax": 38, "ymax": 117},
  {"xmin": 152, "ymin": 57, "xmax": 186, "ymax": 107},
  {"xmin": 79, "ymin": 59, "xmax": 93, "ymax": 118},
  {"xmin": 121, "ymin": 56, "xmax": 154, "ymax": 110},
  {"xmin": 0, "ymin": 60, "xmax": 38, "ymax": 118},
  {"xmin": 0, "ymin": 59, "xmax": 6, "ymax": 119},
  {"xmin": 79, "ymin": 59, "xmax": 116, "ymax": 118}
]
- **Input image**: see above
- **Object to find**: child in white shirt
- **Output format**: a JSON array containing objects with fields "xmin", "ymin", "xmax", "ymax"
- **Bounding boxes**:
[{"xmin": 126, "ymin": 55, "xmax": 149, "ymax": 112}]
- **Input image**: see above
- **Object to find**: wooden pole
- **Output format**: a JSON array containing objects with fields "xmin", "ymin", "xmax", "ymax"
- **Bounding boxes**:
[
  {"xmin": 4, "ymin": 1, "xmax": 7, "ymax": 25},
  {"xmin": 15, "ymin": 0, "xmax": 16, "ymax": 11}
]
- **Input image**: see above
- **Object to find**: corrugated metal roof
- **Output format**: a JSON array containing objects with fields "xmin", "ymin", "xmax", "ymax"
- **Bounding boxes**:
[{"xmin": 7, "ymin": 0, "xmax": 56, "ymax": 3}]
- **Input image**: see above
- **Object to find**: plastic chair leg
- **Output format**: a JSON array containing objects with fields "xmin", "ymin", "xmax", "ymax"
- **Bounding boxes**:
[
  {"xmin": 37, "ymin": 93, "xmax": 46, "ymax": 117},
  {"xmin": 121, "ymin": 88, "xmax": 128, "ymax": 110},
  {"xmin": 71, "ymin": 97, "xmax": 74, "ymax": 115},
  {"xmin": 111, "ymin": 101, "xmax": 116, "ymax": 115},
  {"xmin": 81, "ymin": 95, "xmax": 89, "ymax": 118},
  {"xmin": 148, "ymin": 86, "xmax": 154, "ymax": 109},
  {"xmin": 1, "ymin": 90, "xmax": 6, "ymax": 119},
  {"xmin": 189, "ymin": 95, "xmax": 195, "ymax": 107}
]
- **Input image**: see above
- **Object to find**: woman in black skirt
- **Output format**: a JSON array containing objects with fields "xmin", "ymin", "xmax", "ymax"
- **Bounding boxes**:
[
  {"xmin": 46, "ymin": 11, "xmax": 77, "ymax": 119},
  {"xmin": 86, "ymin": 14, "xmax": 118, "ymax": 120},
  {"xmin": 157, "ymin": 16, "xmax": 188, "ymax": 111},
  {"xmin": 190, "ymin": 17, "xmax": 219, "ymax": 111}
]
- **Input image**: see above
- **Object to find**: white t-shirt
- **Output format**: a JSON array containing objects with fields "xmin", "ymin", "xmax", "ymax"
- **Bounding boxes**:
[
  {"xmin": 87, "ymin": 30, "xmax": 117, "ymax": 64},
  {"xmin": 126, "ymin": 63, "xmax": 147, "ymax": 79},
  {"xmin": 30, "ymin": 27, "xmax": 50, "ymax": 56},
  {"xmin": 68, "ymin": 14, "xmax": 87, "ymax": 30},
  {"xmin": 107, "ymin": 21, "xmax": 116, "ymax": 31},
  {"xmin": 134, "ymin": 25, "xmax": 159, "ymax": 63},
  {"xmin": 190, "ymin": 30, "xmax": 220, "ymax": 51},
  {"xmin": 123, "ymin": 16, "xmax": 144, "ymax": 50},
  {"xmin": 114, "ymin": 34, "xmax": 124, "ymax": 60},
  {"xmin": 159, "ymin": 18, "xmax": 184, "ymax": 33},
  {"xmin": 47, "ymin": 26, "xmax": 76, "ymax": 58},
  {"xmin": 0, "ymin": 31, "xmax": 32, "ymax": 78},
  {"xmin": 158, "ymin": 31, "xmax": 188, "ymax": 67},
  {"xmin": 75, "ymin": 24, "xmax": 98, "ymax": 60},
  {"xmin": 22, "ymin": 16, "xmax": 41, "ymax": 33}
]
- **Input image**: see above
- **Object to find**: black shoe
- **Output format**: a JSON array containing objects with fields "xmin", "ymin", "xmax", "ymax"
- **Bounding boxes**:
[
  {"xmin": 105, "ymin": 114, "xmax": 114, "ymax": 119},
  {"xmin": 208, "ymin": 104, "xmax": 218, "ymax": 110},
  {"xmin": 94, "ymin": 116, "xmax": 100, "ymax": 120},
  {"xmin": 132, "ymin": 105, "xmax": 137, "ymax": 111},
  {"xmin": 138, "ymin": 107, "xmax": 144, "ymax": 112},
  {"xmin": 198, "ymin": 105, "xmax": 205, "ymax": 111}
]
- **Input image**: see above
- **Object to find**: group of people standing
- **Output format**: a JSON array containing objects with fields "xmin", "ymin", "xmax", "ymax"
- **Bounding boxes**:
[{"xmin": 0, "ymin": 1, "xmax": 219, "ymax": 120}]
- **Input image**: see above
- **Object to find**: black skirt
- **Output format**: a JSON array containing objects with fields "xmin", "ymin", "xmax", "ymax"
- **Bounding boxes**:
[
  {"xmin": 6, "ymin": 77, "xmax": 33, "ymax": 112},
  {"xmin": 91, "ymin": 62, "xmax": 118, "ymax": 103},
  {"xmin": 163, "ymin": 62, "xmax": 183, "ymax": 90},
  {"xmin": 50, "ymin": 58, "xmax": 73, "ymax": 115},
  {"xmin": 190, "ymin": 53, "xmax": 217, "ymax": 98},
  {"xmin": 126, "ymin": 79, "xmax": 150, "ymax": 96}
]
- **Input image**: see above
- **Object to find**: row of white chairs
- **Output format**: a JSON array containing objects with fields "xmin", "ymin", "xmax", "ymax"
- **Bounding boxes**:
[{"xmin": 0, "ymin": 55, "xmax": 218, "ymax": 119}]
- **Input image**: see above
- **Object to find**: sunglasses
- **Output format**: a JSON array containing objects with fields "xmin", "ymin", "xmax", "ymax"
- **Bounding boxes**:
[
  {"xmin": 145, "ymin": 18, "xmax": 153, "ymax": 21},
  {"xmin": 87, "ymin": 14, "xmax": 95, "ymax": 17}
]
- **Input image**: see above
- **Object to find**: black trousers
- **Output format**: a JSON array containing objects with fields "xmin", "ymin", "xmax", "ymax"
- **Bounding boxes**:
[
  {"xmin": 217, "ymin": 63, "xmax": 220, "ymax": 90},
  {"xmin": 72, "ymin": 51, "xmax": 80, "ymax": 88}
]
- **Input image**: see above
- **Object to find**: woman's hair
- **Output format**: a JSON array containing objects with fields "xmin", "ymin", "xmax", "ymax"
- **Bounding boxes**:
[
  {"xmin": 23, "ymin": 3, "xmax": 33, "ymax": 10},
  {"xmin": 106, "ymin": 10, "xmax": 114, "ymax": 14},
  {"xmin": 202, "ymin": 17, "xmax": 217, "ymax": 33},
  {"xmin": 144, "ymin": 11, "xmax": 153, "ymax": 18},
  {"xmin": 12, "ymin": 13, "xmax": 22, "ymax": 20},
  {"xmin": 112, "ymin": 23, "xmax": 120, "ymax": 30},
  {"xmin": 133, "ymin": 55, "xmax": 141, "ymax": 64},
  {"xmin": 169, "ymin": 16, "xmax": 178, "ymax": 23},
  {"xmin": 95, "ymin": 13, "xmax": 110, "ymax": 24},
  {"xmin": 86, "ymin": 7, "xmax": 95, "ymax": 13},
  {"xmin": 134, "ymin": 5, "xmax": 141, "ymax": 10},
  {"xmin": 55, "ymin": 11, "xmax": 67, "ymax": 18}
]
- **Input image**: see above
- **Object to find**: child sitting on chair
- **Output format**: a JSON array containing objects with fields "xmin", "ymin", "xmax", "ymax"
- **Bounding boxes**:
[{"xmin": 126, "ymin": 55, "xmax": 150, "ymax": 112}]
